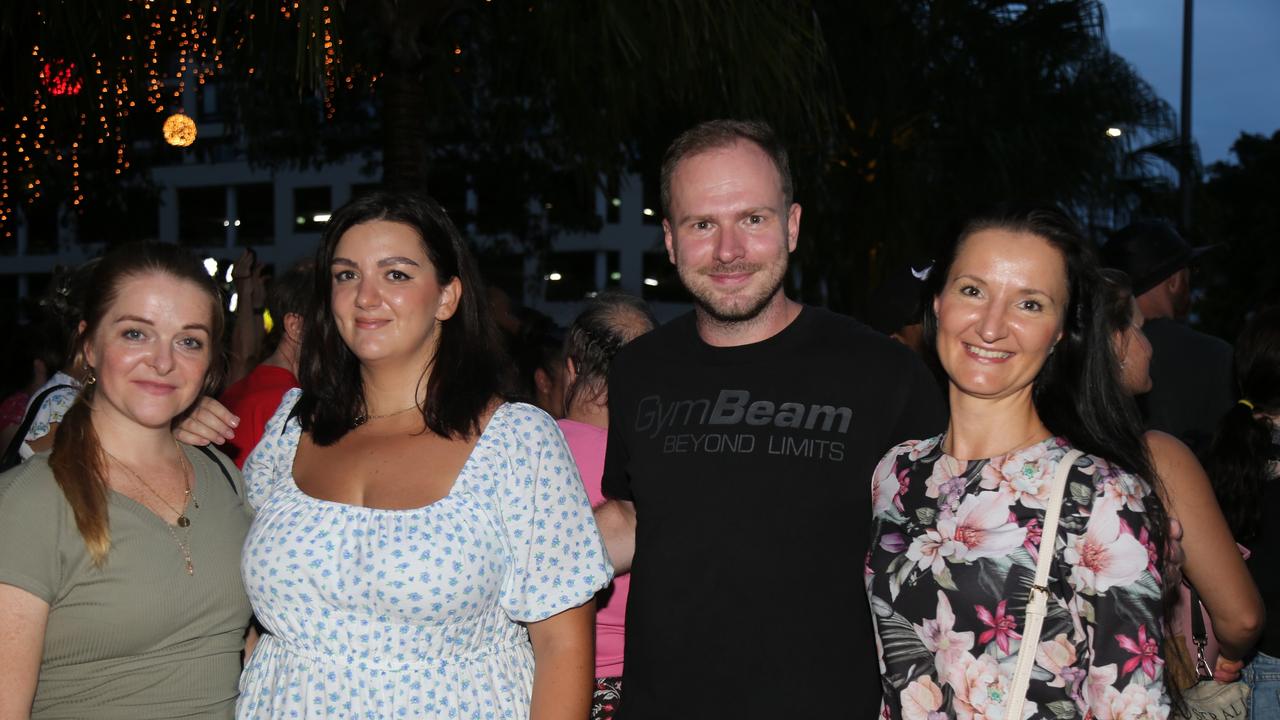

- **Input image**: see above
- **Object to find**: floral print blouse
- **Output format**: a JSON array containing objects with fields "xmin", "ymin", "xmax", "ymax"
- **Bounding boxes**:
[{"xmin": 866, "ymin": 435, "xmax": 1171, "ymax": 720}]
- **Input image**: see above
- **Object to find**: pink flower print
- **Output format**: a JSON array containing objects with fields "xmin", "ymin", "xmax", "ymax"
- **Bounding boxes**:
[
  {"xmin": 1099, "ymin": 471, "xmax": 1148, "ymax": 513},
  {"xmin": 936, "ymin": 492, "xmax": 1028, "ymax": 563},
  {"xmin": 1115, "ymin": 624, "xmax": 1163, "ymax": 680},
  {"xmin": 1035, "ymin": 633, "xmax": 1082, "ymax": 690},
  {"xmin": 900, "ymin": 676, "xmax": 946, "ymax": 720},
  {"xmin": 872, "ymin": 458, "xmax": 904, "ymax": 518},
  {"xmin": 907, "ymin": 435, "xmax": 942, "ymax": 461},
  {"xmin": 980, "ymin": 448, "xmax": 1056, "ymax": 509},
  {"xmin": 1130, "ymin": 523, "xmax": 1161, "ymax": 582},
  {"xmin": 894, "ymin": 468, "xmax": 910, "ymax": 513},
  {"xmin": 946, "ymin": 652, "xmax": 1036, "ymax": 720},
  {"xmin": 975, "ymin": 600, "xmax": 1022, "ymax": 654},
  {"xmin": 1064, "ymin": 499, "xmax": 1148, "ymax": 593},
  {"xmin": 1022, "ymin": 517, "xmax": 1043, "ymax": 562},
  {"xmin": 915, "ymin": 590, "xmax": 975, "ymax": 677},
  {"xmin": 1094, "ymin": 680, "xmax": 1169, "ymax": 720},
  {"xmin": 880, "ymin": 532, "xmax": 909, "ymax": 554},
  {"xmin": 907, "ymin": 492, "xmax": 1027, "ymax": 576},
  {"xmin": 924, "ymin": 455, "xmax": 967, "ymax": 505}
]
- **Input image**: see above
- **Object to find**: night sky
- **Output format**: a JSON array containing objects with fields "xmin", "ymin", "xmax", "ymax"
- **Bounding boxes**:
[{"xmin": 1104, "ymin": 0, "xmax": 1280, "ymax": 167}]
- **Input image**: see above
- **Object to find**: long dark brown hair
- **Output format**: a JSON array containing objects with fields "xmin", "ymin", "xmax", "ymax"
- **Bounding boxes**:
[
  {"xmin": 923, "ymin": 205, "xmax": 1172, "ymax": 595},
  {"xmin": 293, "ymin": 190, "xmax": 506, "ymax": 445},
  {"xmin": 1205, "ymin": 306, "xmax": 1280, "ymax": 543},
  {"xmin": 49, "ymin": 242, "xmax": 224, "ymax": 565}
]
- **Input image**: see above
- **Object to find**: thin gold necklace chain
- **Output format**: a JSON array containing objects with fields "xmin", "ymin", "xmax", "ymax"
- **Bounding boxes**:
[
  {"xmin": 102, "ymin": 444, "xmax": 197, "ymax": 526},
  {"xmin": 101, "ymin": 444, "xmax": 197, "ymax": 576},
  {"xmin": 353, "ymin": 402, "xmax": 420, "ymax": 427}
]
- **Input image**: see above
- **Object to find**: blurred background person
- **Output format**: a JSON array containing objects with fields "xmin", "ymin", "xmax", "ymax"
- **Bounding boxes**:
[
  {"xmin": 216, "ymin": 259, "xmax": 312, "ymax": 467},
  {"xmin": 867, "ymin": 260, "xmax": 932, "ymax": 356},
  {"xmin": 8, "ymin": 260, "xmax": 98, "ymax": 463},
  {"xmin": 0, "ymin": 322, "xmax": 61, "ymax": 455},
  {"xmin": 557, "ymin": 292, "xmax": 656, "ymax": 720},
  {"xmin": 1100, "ymin": 269, "xmax": 1262, "ymax": 690},
  {"xmin": 1101, "ymin": 220, "xmax": 1231, "ymax": 456},
  {"xmin": 0, "ymin": 242, "xmax": 253, "ymax": 719},
  {"xmin": 1204, "ymin": 305, "xmax": 1280, "ymax": 718}
]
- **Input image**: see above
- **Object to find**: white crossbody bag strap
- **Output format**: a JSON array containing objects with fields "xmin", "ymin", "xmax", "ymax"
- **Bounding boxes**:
[{"xmin": 1005, "ymin": 448, "xmax": 1083, "ymax": 720}]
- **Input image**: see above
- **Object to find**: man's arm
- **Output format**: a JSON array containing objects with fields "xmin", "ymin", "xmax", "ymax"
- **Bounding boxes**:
[{"xmin": 593, "ymin": 499, "xmax": 636, "ymax": 574}]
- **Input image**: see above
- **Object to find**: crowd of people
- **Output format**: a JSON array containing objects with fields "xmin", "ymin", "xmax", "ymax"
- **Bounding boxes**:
[{"xmin": 0, "ymin": 118, "xmax": 1276, "ymax": 720}]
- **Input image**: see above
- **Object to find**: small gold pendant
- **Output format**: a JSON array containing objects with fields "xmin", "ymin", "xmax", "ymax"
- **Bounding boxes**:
[
  {"xmin": 185, "ymin": 559, "xmax": 194, "ymax": 576},
  {"xmin": 177, "ymin": 515, "xmax": 191, "ymax": 528}
]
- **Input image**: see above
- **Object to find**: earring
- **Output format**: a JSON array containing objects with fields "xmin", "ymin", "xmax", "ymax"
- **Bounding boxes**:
[{"xmin": 84, "ymin": 367, "xmax": 97, "ymax": 385}]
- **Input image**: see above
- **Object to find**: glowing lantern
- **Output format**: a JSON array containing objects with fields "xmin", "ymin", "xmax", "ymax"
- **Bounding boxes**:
[{"xmin": 162, "ymin": 113, "xmax": 197, "ymax": 147}]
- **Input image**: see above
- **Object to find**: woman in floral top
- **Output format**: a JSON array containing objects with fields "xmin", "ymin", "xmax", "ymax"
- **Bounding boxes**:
[{"xmin": 866, "ymin": 206, "xmax": 1174, "ymax": 719}]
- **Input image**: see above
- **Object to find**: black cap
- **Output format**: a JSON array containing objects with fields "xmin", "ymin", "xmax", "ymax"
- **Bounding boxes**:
[
  {"xmin": 868, "ymin": 261, "xmax": 933, "ymax": 335},
  {"xmin": 1101, "ymin": 220, "xmax": 1216, "ymax": 296}
]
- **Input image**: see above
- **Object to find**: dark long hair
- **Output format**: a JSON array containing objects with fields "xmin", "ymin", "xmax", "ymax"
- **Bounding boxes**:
[
  {"xmin": 49, "ymin": 242, "xmax": 224, "ymax": 565},
  {"xmin": 294, "ymin": 190, "xmax": 505, "ymax": 445},
  {"xmin": 563, "ymin": 292, "xmax": 657, "ymax": 412},
  {"xmin": 1205, "ymin": 306, "xmax": 1280, "ymax": 543},
  {"xmin": 923, "ymin": 205, "xmax": 1170, "ymax": 580}
]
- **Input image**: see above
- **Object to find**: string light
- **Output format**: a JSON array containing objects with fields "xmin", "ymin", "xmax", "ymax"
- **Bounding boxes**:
[{"xmin": 1, "ymin": 2, "xmax": 371, "ymax": 232}]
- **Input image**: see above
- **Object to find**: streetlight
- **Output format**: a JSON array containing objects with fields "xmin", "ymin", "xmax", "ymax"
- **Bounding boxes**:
[{"xmin": 1105, "ymin": 127, "xmax": 1123, "ymax": 138}]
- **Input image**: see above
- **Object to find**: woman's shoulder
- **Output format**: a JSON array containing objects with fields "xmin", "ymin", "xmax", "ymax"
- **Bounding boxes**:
[
  {"xmin": 880, "ymin": 434, "xmax": 946, "ymax": 467},
  {"xmin": 0, "ymin": 454, "xmax": 65, "ymax": 514},
  {"xmin": 486, "ymin": 401, "xmax": 562, "ymax": 441}
]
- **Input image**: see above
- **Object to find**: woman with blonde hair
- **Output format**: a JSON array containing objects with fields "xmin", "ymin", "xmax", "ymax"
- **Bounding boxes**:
[{"xmin": 0, "ymin": 242, "xmax": 253, "ymax": 719}]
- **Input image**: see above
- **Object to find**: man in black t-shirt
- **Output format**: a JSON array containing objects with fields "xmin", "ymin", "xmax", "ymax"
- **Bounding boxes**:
[{"xmin": 595, "ymin": 120, "xmax": 945, "ymax": 718}]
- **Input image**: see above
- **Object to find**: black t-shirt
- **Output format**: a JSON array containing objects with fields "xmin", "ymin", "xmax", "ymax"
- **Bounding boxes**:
[
  {"xmin": 1140, "ymin": 318, "xmax": 1234, "ymax": 456},
  {"xmin": 602, "ymin": 306, "xmax": 946, "ymax": 719}
]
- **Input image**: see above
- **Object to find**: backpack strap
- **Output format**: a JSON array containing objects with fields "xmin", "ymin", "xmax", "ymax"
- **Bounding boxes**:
[
  {"xmin": 194, "ymin": 444, "xmax": 239, "ymax": 496},
  {"xmin": 0, "ymin": 384, "xmax": 76, "ymax": 472}
]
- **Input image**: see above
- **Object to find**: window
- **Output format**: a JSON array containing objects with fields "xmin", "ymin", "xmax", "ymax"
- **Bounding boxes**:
[
  {"xmin": 293, "ymin": 186, "xmax": 332, "ymax": 233},
  {"xmin": 641, "ymin": 252, "xmax": 687, "ymax": 302},
  {"xmin": 543, "ymin": 250, "xmax": 598, "ymax": 302},
  {"xmin": 236, "ymin": 183, "xmax": 273, "ymax": 244},
  {"xmin": 177, "ymin": 186, "xmax": 226, "ymax": 246},
  {"xmin": 641, "ymin": 171, "xmax": 662, "ymax": 225}
]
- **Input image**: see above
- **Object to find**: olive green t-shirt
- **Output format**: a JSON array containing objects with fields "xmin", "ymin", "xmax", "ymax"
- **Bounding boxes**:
[{"xmin": 0, "ymin": 445, "xmax": 253, "ymax": 719}]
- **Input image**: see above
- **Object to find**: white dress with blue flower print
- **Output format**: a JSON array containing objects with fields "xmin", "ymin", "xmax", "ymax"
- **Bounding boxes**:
[{"xmin": 237, "ymin": 390, "xmax": 612, "ymax": 719}]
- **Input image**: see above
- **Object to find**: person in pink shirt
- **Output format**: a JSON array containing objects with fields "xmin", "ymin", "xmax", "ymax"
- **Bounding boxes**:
[{"xmin": 557, "ymin": 293, "xmax": 656, "ymax": 720}]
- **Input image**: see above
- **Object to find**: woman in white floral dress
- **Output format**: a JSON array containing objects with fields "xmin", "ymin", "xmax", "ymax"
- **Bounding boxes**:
[
  {"xmin": 866, "ymin": 206, "xmax": 1175, "ymax": 719},
  {"xmin": 236, "ymin": 191, "xmax": 612, "ymax": 719}
]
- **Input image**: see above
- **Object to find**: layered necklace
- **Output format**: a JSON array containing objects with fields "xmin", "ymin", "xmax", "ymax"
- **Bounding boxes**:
[{"xmin": 103, "ymin": 443, "xmax": 198, "ymax": 576}]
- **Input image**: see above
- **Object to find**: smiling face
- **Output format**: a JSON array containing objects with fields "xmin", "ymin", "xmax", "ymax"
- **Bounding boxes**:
[
  {"xmin": 330, "ymin": 219, "xmax": 460, "ymax": 369},
  {"xmin": 662, "ymin": 141, "xmax": 801, "ymax": 324},
  {"xmin": 84, "ymin": 273, "xmax": 215, "ymax": 431},
  {"xmin": 933, "ymin": 229, "xmax": 1069, "ymax": 403}
]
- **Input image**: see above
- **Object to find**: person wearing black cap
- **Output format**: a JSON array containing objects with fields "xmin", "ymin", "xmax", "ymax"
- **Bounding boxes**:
[
  {"xmin": 867, "ymin": 261, "xmax": 933, "ymax": 356},
  {"xmin": 1101, "ymin": 219, "xmax": 1233, "ymax": 455}
]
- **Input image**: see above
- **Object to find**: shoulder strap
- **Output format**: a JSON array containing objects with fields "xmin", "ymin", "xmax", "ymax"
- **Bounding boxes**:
[
  {"xmin": 0, "ymin": 383, "xmax": 76, "ymax": 472},
  {"xmin": 1187, "ymin": 585, "xmax": 1214, "ymax": 679},
  {"xmin": 194, "ymin": 444, "xmax": 239, "ymax": 496},
  {"xmin": 1006, "ymin": 448, "xmax": 1084, "ymax": 718}
]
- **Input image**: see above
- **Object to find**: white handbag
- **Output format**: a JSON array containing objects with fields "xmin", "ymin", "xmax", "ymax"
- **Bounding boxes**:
[{"xmin": 1005, "ymin": 449, "xmax": 1083, "ymax": 719}]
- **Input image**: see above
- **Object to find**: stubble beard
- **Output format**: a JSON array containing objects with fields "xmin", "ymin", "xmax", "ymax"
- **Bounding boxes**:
[{"xmin": 679, "ymin": 258, "xmax": 788, "ymax": 326}]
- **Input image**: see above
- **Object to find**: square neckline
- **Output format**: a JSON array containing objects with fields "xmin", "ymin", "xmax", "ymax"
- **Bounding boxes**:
[{"xmin": 284, "ymin": 401, "xmax": 514, "ymax": 514}]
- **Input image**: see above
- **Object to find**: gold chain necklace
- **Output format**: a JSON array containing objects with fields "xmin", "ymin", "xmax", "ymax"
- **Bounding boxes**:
[
  {"xmin": 103, "ymin": 445, "xmax": 197, "ymax": 575},
  {"xmin": 352, "ymin": 403, "xmax": 420, "ymax": 427}
]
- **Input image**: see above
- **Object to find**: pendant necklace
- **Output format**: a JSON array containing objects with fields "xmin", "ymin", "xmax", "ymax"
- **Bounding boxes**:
[{"xmin": 104, "ymin": 444, "xmax": 198, "ymax": 575}]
